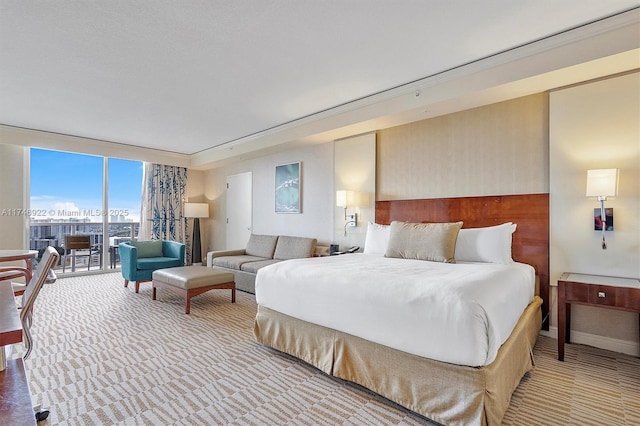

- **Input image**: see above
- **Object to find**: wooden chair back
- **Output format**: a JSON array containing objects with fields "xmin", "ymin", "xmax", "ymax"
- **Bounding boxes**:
[{"xmin": 65, "ymin": 235, "xmax": 91, "ymax": 250}]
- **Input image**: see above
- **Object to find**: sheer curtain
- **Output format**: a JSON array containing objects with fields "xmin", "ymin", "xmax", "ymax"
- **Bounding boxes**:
[{"xmin": 139, "ymin": 163, "xmax": 190, "ymax": 260}]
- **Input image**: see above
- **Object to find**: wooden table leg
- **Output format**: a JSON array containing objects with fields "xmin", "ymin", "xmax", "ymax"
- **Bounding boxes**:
[
  {"xmin": 558, "ymin": 282, "xmax": 565, "ymax": 361},
  {"xmin": 566, "ymin": 303, "xmax": 571, "ymax": 343}
]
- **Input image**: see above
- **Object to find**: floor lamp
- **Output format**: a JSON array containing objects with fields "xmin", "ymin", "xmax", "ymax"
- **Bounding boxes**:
[{"xmin": 184, "ymin": 202, "xmax": 209, "ymax": 265}]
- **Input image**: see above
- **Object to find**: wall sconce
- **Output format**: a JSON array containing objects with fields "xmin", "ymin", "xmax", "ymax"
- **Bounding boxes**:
[
  {"xmin": 586, "ymin": 168, "xmax": 618, "ymax": 250},
  {"xmin": 336, "ymin": 190, "xmax": 368, "ymax": 235},
  {"xmin": 184, "ymin": 202, "xmax": 209, "ymax": 264}
]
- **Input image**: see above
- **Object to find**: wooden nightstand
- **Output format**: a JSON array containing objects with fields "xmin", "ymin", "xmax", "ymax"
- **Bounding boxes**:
[
  {"xmin": 313, "ymin": 245, "xmax": 330, "ymax": 257},
  {"xmin": 557, "ymin": 272, "xmax": 640, "ymax": 361}
]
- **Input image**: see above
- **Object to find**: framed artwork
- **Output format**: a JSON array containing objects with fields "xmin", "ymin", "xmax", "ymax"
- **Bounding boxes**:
[{"xmin": 275, "ymin": 162, "xmax": 301, "ymax": 213}]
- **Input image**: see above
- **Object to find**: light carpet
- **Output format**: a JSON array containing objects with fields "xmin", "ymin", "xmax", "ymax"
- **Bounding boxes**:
[{"xmin": 13, "ymin": 272, "xmax": 640, "ymax": 425}]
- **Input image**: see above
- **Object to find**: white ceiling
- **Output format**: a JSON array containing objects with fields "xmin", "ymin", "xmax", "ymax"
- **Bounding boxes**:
[{"xmin": 1, "ymin": 1, "xmax": 639, "ymax": 168}]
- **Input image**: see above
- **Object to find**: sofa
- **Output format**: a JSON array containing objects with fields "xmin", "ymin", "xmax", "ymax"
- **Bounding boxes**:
[
  {"xmin": 119, "ymin": 240, "xmax": 185, "ymax": 293},
  {"xmin": 206, "ymin": 234, "xmax": 317, "ymax": 294}
]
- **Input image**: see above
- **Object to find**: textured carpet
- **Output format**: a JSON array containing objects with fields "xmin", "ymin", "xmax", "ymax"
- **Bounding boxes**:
[{"xmin": 13, "ymin": 272, "xmax": 640, "ymax": 425}]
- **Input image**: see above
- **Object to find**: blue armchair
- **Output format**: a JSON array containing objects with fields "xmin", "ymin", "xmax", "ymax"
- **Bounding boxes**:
[{"xmin": 119, "ymin": 240, "xmax": 185, "ymax": 293}]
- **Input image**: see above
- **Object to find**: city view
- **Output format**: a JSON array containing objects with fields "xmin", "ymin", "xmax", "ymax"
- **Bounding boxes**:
[{"xmin": 29, "ymin": 148, "xmax": 142, "ymax": 272}]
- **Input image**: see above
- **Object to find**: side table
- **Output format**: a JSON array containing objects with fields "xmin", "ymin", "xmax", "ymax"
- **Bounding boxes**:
[{"xmin": 557, "ymin": 272, "xmax": 640, "ymax": 361}]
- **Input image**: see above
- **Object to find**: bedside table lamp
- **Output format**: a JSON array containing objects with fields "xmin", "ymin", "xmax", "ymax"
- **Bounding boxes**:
[
  {"xmin": 586, "ymin": 168, "xmax": 618, "ymax": 250},
  {"xmin": 184, "ymin": 202, "xmax": 209, "ymax": 264}
]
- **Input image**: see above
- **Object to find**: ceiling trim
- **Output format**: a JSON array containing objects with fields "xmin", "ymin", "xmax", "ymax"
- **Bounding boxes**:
[
  {"xmin": 190, "ymin": 7, "xmax": 639, "ymax": 170},
  {"xmin": 0, "ymin": 125, "xmax": 191, "ymax": 167}
]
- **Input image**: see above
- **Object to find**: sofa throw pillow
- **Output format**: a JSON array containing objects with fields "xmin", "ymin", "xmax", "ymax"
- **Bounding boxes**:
[
  {"xmin": 454, "ymin": 222, "xmax": 517, "ymax": 264},
  {"xmin": 363, "ymin": 222, "xmax": 390, "ymax": 255},
  {"xmin": 245, "ymin": 234, "xmax": 279, "ymax": 258},
  {"xmin": 131, "ymin": 240, "xmax": 163, "ymax": 258},
  {"xmin": 385, "ymin": 221, "xmax": 463, "ymax": 263}
]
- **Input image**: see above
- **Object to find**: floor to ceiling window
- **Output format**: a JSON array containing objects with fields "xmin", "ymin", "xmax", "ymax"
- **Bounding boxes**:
[
  {"xmin": 29, "ymin": 148, "xmax": 142, "ymax": 274},
  {"xmin": 107, "ymin": 157, "xmax": 142, "ymax": 269}
]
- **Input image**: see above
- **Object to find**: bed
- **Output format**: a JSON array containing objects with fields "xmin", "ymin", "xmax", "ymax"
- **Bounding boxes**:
[{"xmin": 253, "ymin": 194, "xmax": 549, "ymax": 425}]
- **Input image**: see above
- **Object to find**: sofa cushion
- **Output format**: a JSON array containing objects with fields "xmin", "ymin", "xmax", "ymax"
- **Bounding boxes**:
[
  {"xmin": 212, "ymin": 255, "xmax": 270, "ymax": 270},
  {"xmin": 245, "ymin": 234, "xmax": 279, "ymax": 258},
  {"xmin": 240, "ymin": 259, "xmax": 282, "ymax": 274},
  {"xmin": 273, "ymin": 236, "xmax": 317, "ymax": 260},
  {"xmin": 137, "ymin": 257, "xmax": 182, "ymax": 270},
  {"xmin": 130, "ymin": 240, "xmax": 163, "ymax": 258}
]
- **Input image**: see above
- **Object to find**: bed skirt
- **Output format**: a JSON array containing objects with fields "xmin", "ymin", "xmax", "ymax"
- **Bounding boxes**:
[{"xmin": 254, "ymin": 296, "xmax": 542, "ymax": 426}]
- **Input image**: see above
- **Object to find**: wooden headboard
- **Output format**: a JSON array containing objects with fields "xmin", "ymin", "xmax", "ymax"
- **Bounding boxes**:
[{"xmin": 376, "ymin": 193, "xmax": 549, "ymax": 330}]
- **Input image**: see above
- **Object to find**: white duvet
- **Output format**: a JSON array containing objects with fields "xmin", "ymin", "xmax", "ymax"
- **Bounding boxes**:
[{"xmin": 255, "ymin": 253, "xmax": 535, "ymax": 367}]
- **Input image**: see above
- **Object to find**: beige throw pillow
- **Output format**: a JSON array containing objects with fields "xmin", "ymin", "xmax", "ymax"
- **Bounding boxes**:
[{"xmin": 385, "ymin": 221, "xmax": 463, "ymax": 263}]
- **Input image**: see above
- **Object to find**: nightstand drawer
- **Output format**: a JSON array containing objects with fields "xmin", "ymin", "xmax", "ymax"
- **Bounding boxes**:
[
  {"xmin": 617, "ymin": 288, "xmax": 640, "ymax": 310},
  {"xmin": 563, "ymin": 282, "xmax": 589, "ymax": 303},
  {"xmin": 587, "ymin": 285, "xmax": 617, "ymax": 307}
]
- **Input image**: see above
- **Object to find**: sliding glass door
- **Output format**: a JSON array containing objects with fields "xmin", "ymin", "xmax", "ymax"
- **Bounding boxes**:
[
  {"xmin": 106, "ymin": 158, "xmax": 142, "ymax": 270},
  {"xmin": 29, "ymin": 148, "xmax": 142, "ymax": 274}
]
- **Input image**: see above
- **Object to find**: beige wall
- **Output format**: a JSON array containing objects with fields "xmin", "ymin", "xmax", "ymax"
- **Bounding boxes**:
[
  {"xmin": 549, "ymin": 72, "xmax": 640, "ymax": 355},
  {"xmin": 203, "ymin": 142, "xmax": 335, "ymax": 252},
  {"xmin": 377, "ymin": 93, "xmax": 549, "ymax": 200},
  {"xmin": 0, "ymin": 144, "xmax": 29, "ymax": 249},
  {"xmin": 333, "ymin": 133, "xmax": 376, "ymax": 250},
  {"xmin": 200, "ymin": 134, "xmax": 376, "ymax": 255}
]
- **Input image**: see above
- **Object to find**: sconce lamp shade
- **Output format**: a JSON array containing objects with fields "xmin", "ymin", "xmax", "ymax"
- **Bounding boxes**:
[
  {"xmin": 335, "ymin": 190, "xmax": 369, "ymax": 207},
  {"xmin": 586, "ymin": 169, "xmax": 618, "ymax": 198},
  {"xmin": 336, "ymin": 190, "xmax": 348, "ymax": 208},
  {"xmin": 184, "ymin": 202, "xmax": 209, "ymax": 218}
]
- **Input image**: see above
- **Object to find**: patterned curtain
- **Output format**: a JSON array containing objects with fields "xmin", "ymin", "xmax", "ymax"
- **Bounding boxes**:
[{"xmin": 139, "ymin": 163, "xmax": 191, "ymax": 260}]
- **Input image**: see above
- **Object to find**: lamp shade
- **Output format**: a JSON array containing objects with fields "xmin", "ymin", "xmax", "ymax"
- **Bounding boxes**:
[
  {"xmin": 336, "ymin": 190, "xmax": 348, "ymax": 207},
  {"xmin": 184, "ymin": 202, "xmax": 209, "ymax": 218},
  {"xmin": 586, "ymin": 169, "xmax": 618, "ymax": 198}
]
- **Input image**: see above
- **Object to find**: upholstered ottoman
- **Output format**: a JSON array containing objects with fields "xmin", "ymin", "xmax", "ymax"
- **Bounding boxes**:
[{"xmin": 152, "ymin": 266, "xmax": 235, "ymax": 314}]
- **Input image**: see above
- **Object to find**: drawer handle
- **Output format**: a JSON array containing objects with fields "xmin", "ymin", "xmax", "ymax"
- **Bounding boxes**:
[{"xmin": 598, "ymin": 291, "xmax": 606, "ymax": 298}]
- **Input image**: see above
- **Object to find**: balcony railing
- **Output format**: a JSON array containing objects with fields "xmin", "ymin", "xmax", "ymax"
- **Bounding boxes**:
[{"xmin": 29, "ymin": 221, "xmax": 139, "ymax": 274}]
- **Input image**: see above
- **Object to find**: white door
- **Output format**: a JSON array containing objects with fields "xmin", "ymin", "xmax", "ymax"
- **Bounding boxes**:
[{"xmin": 226, "ymin": 172, "xmax": 252, "ymax": 249}]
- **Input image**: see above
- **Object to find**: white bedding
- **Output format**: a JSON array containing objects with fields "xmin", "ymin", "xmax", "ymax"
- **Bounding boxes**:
[{"xmin": 255, "ymin": 253, "xmax": 535, "ymax": 367}]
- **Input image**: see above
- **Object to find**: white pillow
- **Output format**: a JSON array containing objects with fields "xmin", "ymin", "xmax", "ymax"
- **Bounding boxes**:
[
  {"xmin": 363, "ymin": 222, "xmax": 390, "ymax": 255},
  {"xmin": 454, "ymin": 222, "xmax": 517, "ymax": 264}
]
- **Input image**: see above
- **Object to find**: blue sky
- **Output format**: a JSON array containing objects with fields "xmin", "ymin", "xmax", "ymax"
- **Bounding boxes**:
[{"xmin": 30, "ymin": 148, "xmax": 143, "ymax": 222}]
